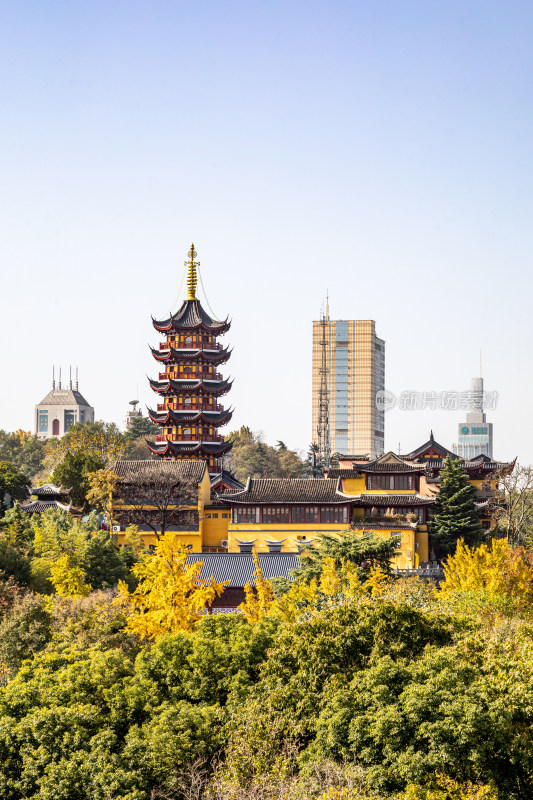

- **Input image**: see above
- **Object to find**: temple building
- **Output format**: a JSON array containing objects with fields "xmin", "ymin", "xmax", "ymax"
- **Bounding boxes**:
[
  {"xmin": 21, "ymin": 484, "xmax": 72, "ymax": 514},
  {"xmin": 35, "ymin": 368, "xmax": 94, "ymax": 440},
  {"xmin": 147, "ymin": 244, "xmax": 233, "ymax": 473}
]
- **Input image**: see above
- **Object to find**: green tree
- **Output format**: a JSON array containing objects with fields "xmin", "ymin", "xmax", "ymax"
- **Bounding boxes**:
[
  {"xmin": 295, "ymin": 530, "xmax": 400, "ymax": 583},
  {"xmin": 30, "ymin": 510, "xmax": 132, "ymax": 594},
  {"xmin": 276, "ymin": 440, "xmax": 304, "ymax": 477},
  {"xmin": 0, "ymin": 533, "xmax": 32, "ymax": 587},
  {"xmin": 0, "ymin": 594, "xmax": 52, "ymax": 678},
  {"xmin": 48, "ymin": 590, "xmax": 136, "ymax": 653},
  {"xmin": 0, "ymin": 461, "xmax": 30, "ymax": 517},
  {"xmin": 0, "ymin": 430, "xmax": 46, "ymax": 480},
  {"xmin": 227, "ymin": 427, "xmax": 303, "ymax": 481},
  {"xmin": 124, "ymin": 415, "xmax": 159, "ymax": 441},
  {"xmin": 82, "ymin": 531, "xmax": 134, "ymax": 590},
  {"xmin": 51, "ymin": 451, "xmax": 104, "ymax": 508},
  {"xmin": 431, "ymin": 455, "xmax": 484, "ymax": 559},
  {"xmin": 43, "ymin": 420, "xmax": 126, "ymax": 474}
]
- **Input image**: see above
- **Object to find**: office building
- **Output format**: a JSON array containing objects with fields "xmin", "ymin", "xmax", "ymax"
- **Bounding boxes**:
[
  {"xmin": 35, "ymin": 368, "xmax": 94, "ymax": 440},
  {"xmin": 312, "ymin": 313, "xmax": 385, "ymax": 459}
]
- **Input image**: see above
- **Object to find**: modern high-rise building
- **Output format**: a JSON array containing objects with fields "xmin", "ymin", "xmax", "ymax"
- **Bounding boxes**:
[
  {"xmin": 312, "ymin": 312, "xmax": 385, "ymax": 459},
  {"xmin": 452, "ymin": 376, "xmax": 493, "ymax": 459}
]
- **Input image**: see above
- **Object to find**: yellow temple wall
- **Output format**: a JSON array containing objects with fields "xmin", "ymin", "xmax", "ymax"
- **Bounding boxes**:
[
  {"xmin": 203, "ymin": 510, "xmax": 230, "ymax": 548},
  {"xmin": 342, "ymin": 476, "xmax": 366, "ymax": 494},
  {"xmin": 227, "ymin": 523, "xmax": 347, "ymax": 553}
]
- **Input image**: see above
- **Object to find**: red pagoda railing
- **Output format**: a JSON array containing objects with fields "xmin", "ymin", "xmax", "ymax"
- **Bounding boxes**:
[
  {"xmin": 159, "ymin": 341, "xmax": 223, "ymax": 351},
  {"xmin": 156, "ymin": 403, "xmax": 224, "ymax": 412},
  {"xmin": 155, "ymin": 434, "xmax": 225, "ymax": 443},
  {"xmin": 158, "ymin": 371, "xmax": 222, "ymax": 382}
]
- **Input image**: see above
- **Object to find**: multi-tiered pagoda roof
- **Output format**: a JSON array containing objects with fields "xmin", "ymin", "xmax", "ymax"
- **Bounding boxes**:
[{"xmin": 147, "ymin": 244, "xmax": 233, "ymax": 472}]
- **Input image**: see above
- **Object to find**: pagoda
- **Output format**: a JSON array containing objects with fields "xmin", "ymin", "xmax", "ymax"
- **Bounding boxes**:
[{"xmin": 146, "ymin": 244, "xmax": 233, "ymax": 472}]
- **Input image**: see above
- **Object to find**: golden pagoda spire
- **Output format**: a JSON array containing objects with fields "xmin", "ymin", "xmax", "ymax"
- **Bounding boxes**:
[{"xmin": 185, "ymin": 243, "xmax": 200, "ymax": 300}]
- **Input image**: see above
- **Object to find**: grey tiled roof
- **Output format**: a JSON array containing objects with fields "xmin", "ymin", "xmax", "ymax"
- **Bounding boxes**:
[
  {"xmin": 403, "ymin": 434, "xmax": 456, "ymax": 460},
  {"xmin": 153, "ymin": 299, "xmax": 229, "ymax": 332},
  {"xmin": 355, "ymin": 494, "xmax": 435, "ymax": 506},
  {"xmin": 223, "ymin": 478, "xmax": 352, "ymax": 505},
  {"xmin": 186, "ymin": 553, "xmax": 300, "ymax": 586},
  {"xmin": 37, "ymin": 388, "xmax": 92, "ymax": 407},
  {"xmin": 351, "ymin": 521, "xmax": 417, "ymax": 530},
  {"xmin": 210, "ymin": 469, "xmax": 245, "ymax": 491},
  {"xmin": 21, "ymin": 500, "xmax": 71, "ymax": 513},
  {"xmin": 359, "ymin": 458, "xmax": 427, "ymax": 473},
  {"xmin": 110, "ymin": 459, "xmax": 207, "ymax": 483},
  {"xmin": 31, "ymin": 483, "xmax": 70, "ymax": 497},
  {"xmin": 326, "ymin": 469, "xmax": 364, "ymax": 479},
  {"xmin": 149, "ymin": 377, "xmax": 233, "ymax": 394}
]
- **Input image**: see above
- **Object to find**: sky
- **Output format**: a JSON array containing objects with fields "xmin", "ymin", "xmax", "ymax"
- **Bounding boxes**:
[{"xmin": 1, "ymin": 1, "xmax": 532, "ymax": 463}]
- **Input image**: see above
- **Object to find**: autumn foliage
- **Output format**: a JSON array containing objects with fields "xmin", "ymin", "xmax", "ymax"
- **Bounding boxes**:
[
  {"xmin": 117, "ymin": 534, "xmax": 228, "ymax": 639},
  {"xmin": 441, "ymin": 537, "xmax": 533, "ymax": 609}
]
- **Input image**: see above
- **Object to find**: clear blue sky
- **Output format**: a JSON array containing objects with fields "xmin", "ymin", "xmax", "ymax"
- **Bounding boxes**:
[{"xmin": 1, "ymin": 1, "xmax": 532, "ymax": 463}]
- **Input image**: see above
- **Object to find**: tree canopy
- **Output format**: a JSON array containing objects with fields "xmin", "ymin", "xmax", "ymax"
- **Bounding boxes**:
[
  {"xmin": 0, "ymin": 431, "xmax": 46, "ymax": 481},
  {"xmin": 226, "ymin": 426, "xmax": 304, "ymax": 481},
  {"xmin": 431, "ymin": 454, "xmax": 484, "ymax": 558},
  {"xmin": 0, "ymin": 460, "xmax": 30, "ymax": 517}
]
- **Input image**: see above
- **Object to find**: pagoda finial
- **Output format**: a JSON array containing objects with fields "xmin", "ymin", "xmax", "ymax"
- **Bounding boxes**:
[{"xmin": 185, "ymin": 243, "xmax": 200, "ymax": 300}]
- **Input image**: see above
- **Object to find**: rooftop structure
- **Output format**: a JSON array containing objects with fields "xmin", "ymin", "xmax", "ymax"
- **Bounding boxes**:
[
  {"xmin": 123, "ymin": 399, "xmax": 143, "ymax": 432},
  {"xmin": 35, "ymin": 367, "xmax": 94, "ymax": 440},
  {"xmin": 147, "ymin": 244, "xmax": 233, "ymax": 472}
]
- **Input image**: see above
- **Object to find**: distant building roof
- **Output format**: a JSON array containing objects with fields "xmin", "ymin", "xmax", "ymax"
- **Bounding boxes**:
[{"xmin": 37, "ymin": 388, "xmax": 92, "ymax": 407}]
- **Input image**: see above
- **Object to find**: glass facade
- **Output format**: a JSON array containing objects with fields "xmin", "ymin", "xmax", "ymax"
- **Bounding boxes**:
[
  {"xmin": 334, "ymin": 322, "xmax": 349, "ymax": 453},
  {"xmin": 38, "ymin": 411, "xmax": 48, "ymax": 432}
]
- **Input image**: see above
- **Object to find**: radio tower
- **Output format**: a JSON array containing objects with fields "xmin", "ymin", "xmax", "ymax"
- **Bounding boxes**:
[{"xmin": 317, "ymin": 294, "xmax": 331, "ymax": 472}]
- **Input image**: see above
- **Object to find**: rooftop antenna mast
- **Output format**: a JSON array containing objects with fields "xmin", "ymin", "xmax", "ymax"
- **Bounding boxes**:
[{"xmin": 316, "ymin": 293, "xmax": 330, "ymax": 473}]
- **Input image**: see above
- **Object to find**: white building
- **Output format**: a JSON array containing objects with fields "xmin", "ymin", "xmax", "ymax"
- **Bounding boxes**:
[
  {"xmin": 35, "ymin": 370, "xmax": 94, "ymax": 440},
  {"xmin": 452, "ymin": 377, "xmax": 493, "ymax": 459}
]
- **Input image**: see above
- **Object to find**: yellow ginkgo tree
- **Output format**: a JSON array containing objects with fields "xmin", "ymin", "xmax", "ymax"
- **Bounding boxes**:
[
  {"xmin": 117, "ymin": 534, "xmax": 228, "ymax": 640},
  {"xmin": 239, "ymin": 553, "xmax": 276, "ymax": 623},
  {"xmin": 440, "ymin": 538, "xmax": 533, "ymax": 609}
]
